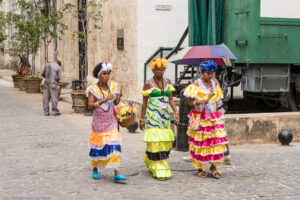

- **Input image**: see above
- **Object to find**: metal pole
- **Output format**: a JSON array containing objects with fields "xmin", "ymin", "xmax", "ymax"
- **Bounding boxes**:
[
  {"xmin": 175, "ymin": 64, "xmax": 178, "ymax": 84},
  {"xmin": 144, "ymin": 63, "xmax": 147, "ymax": 83},
  {"xmin": 211, "ymin": 0, "xmax": 216, "ymax": 45}
]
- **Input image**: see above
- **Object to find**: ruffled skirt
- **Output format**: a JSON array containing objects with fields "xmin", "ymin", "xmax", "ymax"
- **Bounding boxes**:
[
  {"xmin": 187, "ymin": 109, "xmax": 228, "ymax": 170},
  {"xmin": 89, "ymin": 128, "xmax": 122, "ymax": 170},
  {"xmin": 143, "ymin": 128, "xmax": 174, "ymax": 178}
]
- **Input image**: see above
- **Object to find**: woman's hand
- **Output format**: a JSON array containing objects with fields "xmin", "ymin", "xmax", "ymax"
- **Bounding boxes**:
[
  {"xmin": 119, "ymin": 85, "xmax": 123, "ymax": 96},
  {"xmin": 114, "ymin": 85, "xmax": 123, "ymax": 105},
  {"xmin": 139, "ymin": 119, "xmax": 145, "ymax": 131},
  {"xmin": 175, "ymin": 113, "xmax": 180, "ymax": 125},
  {"xmin": 106, "ymin": 94, "xmax": 115, "ymax": 101}
]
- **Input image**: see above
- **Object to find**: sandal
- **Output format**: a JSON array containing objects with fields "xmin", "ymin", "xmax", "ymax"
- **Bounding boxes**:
[
  {"xmin": 211, "ymin": 170, "xmax": 222, "ymax": 179},
  {"xmin": 197, "ymin": 169, "xmax": 208, "ymax": 178},
  {"xmin": 223, "ymin": 158, "xmax": 232, "ymax": 165}
]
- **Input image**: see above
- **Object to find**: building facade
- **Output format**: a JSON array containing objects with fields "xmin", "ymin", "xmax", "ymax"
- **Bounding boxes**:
[{"xmin": 1, "ymin": 0, "xmax": 188, "ymax": 101}]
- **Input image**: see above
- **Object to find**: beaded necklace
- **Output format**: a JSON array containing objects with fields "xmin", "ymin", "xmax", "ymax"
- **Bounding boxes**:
[
  {"xmin": 98, "ymin": 83, "xmax": 111, "ymax": 112},
  {"xmin": 153, "ymin": 77, "xmax": 165, "ymax": 96}
]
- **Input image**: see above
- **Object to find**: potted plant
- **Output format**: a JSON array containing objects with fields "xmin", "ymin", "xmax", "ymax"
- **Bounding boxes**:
[
  {"xmin": 11, "ymin": 58, "xmax": 27, "ymax": 89},
  {"xmin": 71, "ymin": 89, "xmax": 86, "ymax": 113},
  {"xmin": 4, "ymin": 0, "xmax": 67, "ymax": 89},
  {"xmin": 24, "ymin": 72, "xmax": 42, "ymax": 93},
  {"xmin": 18, "ymin": 75, "xmax": 27, "ymax": 91}
]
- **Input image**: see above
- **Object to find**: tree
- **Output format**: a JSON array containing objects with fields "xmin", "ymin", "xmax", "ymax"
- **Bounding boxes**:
[
  {"xmin": 40, "ymin": 0, "xmax": 67, "ymax": 62},
  {"xmin": 0, "ymin": 11, "xmax": 7, "ymax": 42},
  {"xmin": 5, "ymin": 0, "xmax": 67, "ymax": 72},
  {"xmin": 64, "ymin": 0, "xmax": 107, "ymax": 81}
]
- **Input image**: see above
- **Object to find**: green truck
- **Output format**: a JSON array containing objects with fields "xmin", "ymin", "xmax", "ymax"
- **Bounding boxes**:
[{"xmin": 188, "ymin": 0, "xmax": 300, "ymax": 111}]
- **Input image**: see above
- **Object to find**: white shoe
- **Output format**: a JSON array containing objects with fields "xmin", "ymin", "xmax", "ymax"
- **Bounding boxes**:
[{"xmin": 183, "ymin": 155, "xmax": 192, "ymax": 162}]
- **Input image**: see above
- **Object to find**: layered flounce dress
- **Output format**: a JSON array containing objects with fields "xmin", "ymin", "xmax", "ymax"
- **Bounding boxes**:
[
  {"xmin": 184, "ymin": 79, "xmax": 228, "ymax": 170},
  {"xmin": 85, "ymin": 82, "xmax": 122, "ymax": 170},
  {"xmin": 140, "ymin": 82, "xmax": 176, "ymax": 178}
]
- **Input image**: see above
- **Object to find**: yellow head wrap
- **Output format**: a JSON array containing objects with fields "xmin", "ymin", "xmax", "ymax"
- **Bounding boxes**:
[{"xmin": 151, "ymin": 58, "xmax": 168, "ymax": 70}]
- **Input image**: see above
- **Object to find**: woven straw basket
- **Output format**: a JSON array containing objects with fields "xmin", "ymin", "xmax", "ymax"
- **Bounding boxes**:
[{"xmin": 119, "ymin": 113, "xmax": 135, "ymax": 127}]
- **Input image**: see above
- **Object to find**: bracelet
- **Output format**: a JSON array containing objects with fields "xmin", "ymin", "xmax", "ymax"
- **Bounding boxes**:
[
  {"xmin": 94, "ymin": 101, "xmax": 101, "ymax": 108},
  {"xmin": 175, "ymin": 112, "xmax": 179, "ymax": 115}
]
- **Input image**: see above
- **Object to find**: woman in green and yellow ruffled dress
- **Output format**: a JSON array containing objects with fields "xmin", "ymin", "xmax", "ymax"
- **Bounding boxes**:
[{"xmin": 139, "ymin": 58, "xmax": 179, "ymax": 181}]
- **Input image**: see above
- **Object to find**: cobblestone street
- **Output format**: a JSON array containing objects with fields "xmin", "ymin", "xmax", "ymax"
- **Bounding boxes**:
[{"xmin": 0, "ymin": 79, "xmax": 300, "ymax": 200}]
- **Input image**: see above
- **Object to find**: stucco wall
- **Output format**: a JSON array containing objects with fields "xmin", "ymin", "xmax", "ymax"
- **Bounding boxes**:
[
  {"xmin": 56, "ymin": 0, "xmax": 78, "ymax": 85},
  {"xmin": 88, "ymin": 0, "xmax": 138, "ymax": 101},
  {"xmin": 137, "ymin": 0, "xmax": 188, "ymax": 93},
  {"xmin": 39, "ymin": 0, "xmax": 79, "ymax": 85}
]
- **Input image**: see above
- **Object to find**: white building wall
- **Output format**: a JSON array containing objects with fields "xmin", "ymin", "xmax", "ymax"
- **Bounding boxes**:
[
  {"xmin": 137, "ymin": 0, "xmax": 188, "ymax": 92},
  {"xmin": 261, "ymin": 0, "xmax": 300, "ymax": 18}
]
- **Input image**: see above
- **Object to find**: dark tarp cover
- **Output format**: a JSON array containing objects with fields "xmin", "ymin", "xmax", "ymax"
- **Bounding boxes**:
[{"xmin": 188, "ymin": 0, "xmax": 224, "ymax": 46}]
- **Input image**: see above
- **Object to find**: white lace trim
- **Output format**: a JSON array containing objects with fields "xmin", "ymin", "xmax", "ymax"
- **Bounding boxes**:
[
  {"xmin": 187, "ymin": 114, "xmax": 224, "ymax": 121},
  {"xmin": 187, "ymin": 134, "xmax": 228, "ymax": 142},
  {"xmin": 189, "ymin": 141, "xmax": 229, "ymax": 148},
  {"xmin": 188, "ymin": 127, "xmax": 226, "ymax": 134},
  {"xmin": 190, "ymin": 149, "xmax": 227, "ymax": 156},
  {"xmin": 88, "ymin": 142, "xmax": 122, "ymax": 150},
  {"xmin": 85, "ymin": 84, "xmax": 119, "ymax": 98},
  {"xmin": 89, "ymin": 151, "xmax": 121, "ymax": 160},
  {"xmin": 198, "ymin": 79, "xmax": 216, "ymax": 95},
  {"xmin": 91, "ymin": 163, "xmax": 119, "ymax": 170},
  {"xmin": 192, "ymin": 157, "xmax": 224, "ymax": 165}
]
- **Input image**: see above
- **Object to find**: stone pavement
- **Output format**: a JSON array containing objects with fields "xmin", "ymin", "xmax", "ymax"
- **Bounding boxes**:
[{"xmin": 0, "ymin": 78, "xmax": 300, "ymax": 200}]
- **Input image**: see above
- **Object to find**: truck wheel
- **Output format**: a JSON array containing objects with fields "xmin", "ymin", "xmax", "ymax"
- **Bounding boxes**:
[{"xmin": 287, "ymin": 85, "xmax": 300, "ymax": 111}]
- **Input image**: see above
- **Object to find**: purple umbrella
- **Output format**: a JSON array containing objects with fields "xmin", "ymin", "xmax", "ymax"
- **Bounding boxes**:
[{"xmin": 168, "ymin": 44, "xmax": 237, "ymax": 66}]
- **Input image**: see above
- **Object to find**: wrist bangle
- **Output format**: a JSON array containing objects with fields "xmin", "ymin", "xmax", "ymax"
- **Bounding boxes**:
[{"xmin": 95, "ymin": 102, "xmax": 101, "ymax": 108}]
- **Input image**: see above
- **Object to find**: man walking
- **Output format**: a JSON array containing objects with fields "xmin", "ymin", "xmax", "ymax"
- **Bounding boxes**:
[{"xmin": 42, "ymin": 58, "xmax": 62, "ymax": 116}]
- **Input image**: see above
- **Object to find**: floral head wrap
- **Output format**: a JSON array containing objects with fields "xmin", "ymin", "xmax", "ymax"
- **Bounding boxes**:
[
  {"xmin": 200, "ymin": 60, "xmax": 218, "ymax": 74},
  {"xmin": 151, "ymin": 58, "xmax": 168, "ymax": 70},
  {"xmin": 97, "ymin": 62, "xmax": 112, "ymax": 77}
]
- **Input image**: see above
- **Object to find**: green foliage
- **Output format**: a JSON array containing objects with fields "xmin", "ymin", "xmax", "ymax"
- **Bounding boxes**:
[
  {"xmin": 0, "ymin": 11, "xmax": 7, "ymax": 42},
  {"xmin": 4, "ymin": 0, "xmax": 68, "ymax": 71},
  {"xmin": 24, "ymin": 72, "xmax": 40, "ymax": 80}
]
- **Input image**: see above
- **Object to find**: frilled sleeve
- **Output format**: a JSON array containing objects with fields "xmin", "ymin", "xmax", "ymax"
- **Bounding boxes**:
[
  {"xmin": 210, "ymin": 85, "xmax": 224, "ymax": 102},
  {"xmin": 183, "ymin": 83, "xmax": 224, "ymax": 102},
  {"xmin": 86, "ymin": 82, "xmax": 119, "ymax": 98},
  {"xmin": 85, "ymin": 84, "xmax": 99, "ymax": 98},
  {"xmin": 183, "ymin": 84, "xmax": 206, "ymax": 100},
  {"xmin": 140, "ymin": 88, "xmax": 154, "ymax": 96},
  {"xmin": 168, "ymin": 84, "xmax": 176, "ymax": 92}
]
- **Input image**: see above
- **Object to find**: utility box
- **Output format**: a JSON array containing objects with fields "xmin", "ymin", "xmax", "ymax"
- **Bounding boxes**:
[
  {"xmin": 72, "ymin": 80, "xmax": 84, "ymax": 91},
  {"xmin": 241, "ymin": 64, "xmax": 290, "ymax": 92}
]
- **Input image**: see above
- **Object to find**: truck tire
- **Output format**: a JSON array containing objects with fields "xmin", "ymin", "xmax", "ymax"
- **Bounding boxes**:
[{"xmin": 287, "ymin": 85, "xmax": 300, "ymax": 111}]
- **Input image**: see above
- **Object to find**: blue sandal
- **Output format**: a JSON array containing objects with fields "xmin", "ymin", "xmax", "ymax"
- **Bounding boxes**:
[
  {"xmin": 92, "ymin": 171, "xmax": 100, "ymax": 179},
  {"xmin": 114, "ymin": 174, "xmax": 128, "ymax": 182}
]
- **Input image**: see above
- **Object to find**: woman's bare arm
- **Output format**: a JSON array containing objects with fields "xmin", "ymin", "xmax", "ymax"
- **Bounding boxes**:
[{"xmin": 139, "ymin": 82, "xmax": 151, "ymax": 130}]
